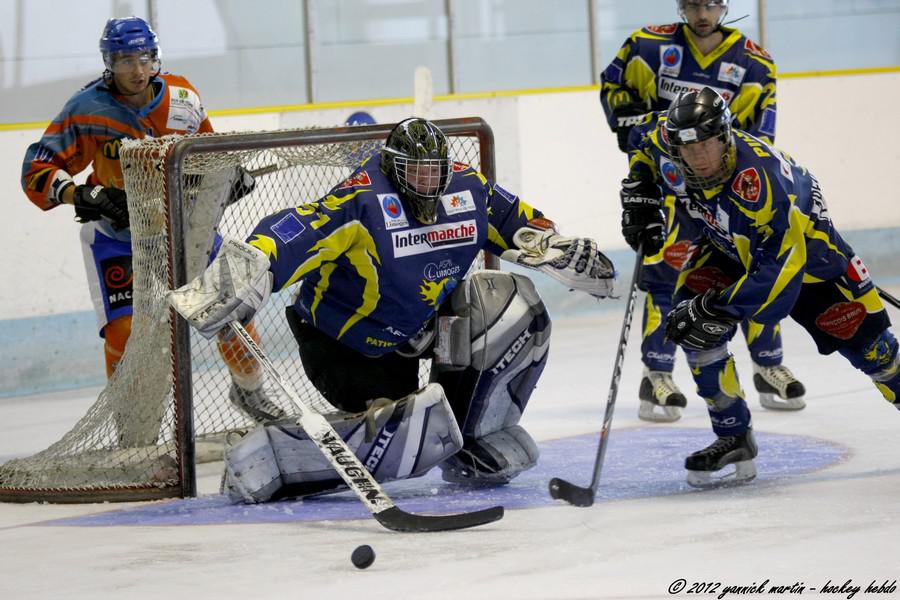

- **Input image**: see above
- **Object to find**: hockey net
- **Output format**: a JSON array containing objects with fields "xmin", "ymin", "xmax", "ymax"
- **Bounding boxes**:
[{"xmin": 0, "ymin": 117, "xmax": 496, "ymax": 503}]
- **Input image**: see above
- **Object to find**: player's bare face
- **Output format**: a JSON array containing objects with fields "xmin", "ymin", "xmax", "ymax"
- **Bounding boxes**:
[
  {"xmin": 405, "ymin": 163, "xmax": 443, "ymax": 195},
  {"xmin": 684, "ymin": 2, "xmax": 724, "ymax": 38},
  {"xmin": 679, "ymin": 137, "xmax": 726, "ymax": 178},
  {"xmin": 110, "ymin": 52, "xmax": 155, "ymax": 97}
]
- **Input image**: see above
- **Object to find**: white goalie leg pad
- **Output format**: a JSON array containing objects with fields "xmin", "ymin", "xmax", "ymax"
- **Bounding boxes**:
[
  {"xmin": 222, "ymin": 383, "xmax": 462, "ymax": 503},
  {"xmin": 440, "ymin": 424, "xmax": 539, "ymax": 485},
  {"xmin": 222, "ymin": 427, "xmax": 284, "ymax": 504}
]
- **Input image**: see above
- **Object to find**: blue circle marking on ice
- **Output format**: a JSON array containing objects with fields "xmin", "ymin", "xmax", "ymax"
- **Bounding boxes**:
[{"xmin": 46, "ymin": 428, "xmax": 846, "ymax": 527}]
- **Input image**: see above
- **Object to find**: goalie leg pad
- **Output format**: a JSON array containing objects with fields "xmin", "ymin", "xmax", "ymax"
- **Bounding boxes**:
[
  {"xmin": 433, "ymin": 270, "xmax": 551, "ymax": 439},
  {"xmin": 439, "ymin": 424, "xmax": 539, "ymax": 485},
  {"xmin": 222, "ymin": 383, "xmax": 462, "ymax": 503}
]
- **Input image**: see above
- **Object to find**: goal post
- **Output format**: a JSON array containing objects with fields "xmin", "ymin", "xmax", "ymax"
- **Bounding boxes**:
[{"xmin": 0, "ymin": 117, "xmax": 498, "ymax": 503}]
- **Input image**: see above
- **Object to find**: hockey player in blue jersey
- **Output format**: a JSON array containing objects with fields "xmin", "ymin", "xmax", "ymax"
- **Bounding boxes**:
[
  {"xmin": 168, "ymin": 118, "xmax": 617, "ymax": 502},
  {"xmin": 622, "ymin": 87, "xmax": 900, "ymax": 487},
  {"xmin": 600, "ymin": 0, "xmax": 804, "ymax": 423}
]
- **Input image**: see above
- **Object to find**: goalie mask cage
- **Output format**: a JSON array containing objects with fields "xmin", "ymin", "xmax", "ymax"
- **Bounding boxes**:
[{"xmin": 0, "ymin": 117, "xmax": 497, "ymax": 503}]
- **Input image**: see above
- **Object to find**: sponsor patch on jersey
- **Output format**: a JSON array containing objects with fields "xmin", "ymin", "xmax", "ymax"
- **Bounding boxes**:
[
  {"xmin": 452, "ymin": 161, "xmax": 470, "ymax": 173},
  {"xmin": 759, "ymin": 108, "xmax": 777, "ymax": 138},
  {"xmin": 392, "ymin": 220, "xmax": 478, "ymax": 258},
  {"xmin": 815, "ymin": 301, "xmax": 867, "ymax": 340},
  {"xmin": 718, "ymin": 62, "xmax": 746, "ymax": 86},
  {"xmin": 337, "ymin": 171, "xmax": 372, "ymax": 189},
  {"xmin": 440, "ymin": 190, "xmax": 475, "ymax": 215},
  {"xmin": 659, "ymin": 45, "xmax": 683, "ymax": 77},
  {"xmin": 492, "ymin": 183, "xmax": 517, "ymax": 204},
  {"xmin": 663, "ymin": 240, "xmax": 692, "ymax": 270},
  {"xmin": 603, "ymin": 63, "xmax": 623, "ymax": 84},
  {"xmin": 646, "ymin": 23, "xmax": 678, "ymax": 35},
  {"xmin": 743, "ymin": 38, "xmax": 772, "ymax": 60},
  {"xmin": 378, "ymin": 194, "xmax": 410, "ymax": 230},
  {"xmin": 658, "ymin": 77, "xmax": 733, "ymax": 103},
  {"xmin": 166, "ymin": 86, "xmax": 204, "ymax": 133},
  {"xmin": 731, "ymin": 168, "xmax": 761, "ymax": 203},
  {"xmin": 424, "ymin": 259, "xmax": 462, "ymax": 281},
  {"xmin": 271, "ymin": 212, "xmax": 307, "ymax": 244},
  {"xmin": 100, "ymin": 255, "xmax": 134, "ymax": 311},
  {"xmin": 660, "ymin": 158, "xmax": 685, "ymax": 192},
  {"xmin": 684, "ymin": 266, "xmax": 732, "ymax": 294},
  {"xmin": 847, "ymin": 255, "xmax": 871, "ymax": 283}
]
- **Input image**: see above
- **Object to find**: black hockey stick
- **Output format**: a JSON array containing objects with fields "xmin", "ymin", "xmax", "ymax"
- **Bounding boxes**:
[
  {"xmin": 227, "ymin": 322, "xmax": 504, "ymax": 532},
  {"xmin": 548, "ymin": 245, "xmax": 643, "ymax": 507},
  {"xmin": 877, "ymin": 285, "xmax": 900, "ymax": 311}
]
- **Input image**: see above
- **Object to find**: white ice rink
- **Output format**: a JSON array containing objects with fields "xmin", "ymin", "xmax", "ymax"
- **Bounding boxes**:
[{"xmin": 2, "ymin": 302, "xmax": 900, "ymax": 600}]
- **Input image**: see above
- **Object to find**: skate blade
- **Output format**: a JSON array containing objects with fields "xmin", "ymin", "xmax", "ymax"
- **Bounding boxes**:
[
  {"xmin": 686, "ymin": 459, "xmax": 757, "ymax": 489},
  {"xmin": 638, "ymin": 400, "xmax": 682, "ymax": 423},
  {"xmin": 759, "ymin": 393, "xmax": 806, "ymax": 411}
]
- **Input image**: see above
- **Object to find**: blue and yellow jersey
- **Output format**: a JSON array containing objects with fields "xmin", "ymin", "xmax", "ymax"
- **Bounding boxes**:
[
  {"xmin": 600, "ymin": 23, "xmax": 777, "ymax": 143},
  {"xmin": 22, "ymin": 72, "xmax": 212, "ymax": 211},
  {"xmin": 628, "ymin": 115, "xmax": 860, "ymax": 325},
  {"xmin": 247, "ymin": 155, "xmax": 544, "ymax": 356}
]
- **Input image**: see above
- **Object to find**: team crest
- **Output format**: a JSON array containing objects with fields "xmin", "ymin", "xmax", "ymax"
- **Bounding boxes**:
[
  {"xmin": 731, "ymin": 168, "xmax": 761, "ymax": 203},
  {"xmin": 660, "ymin": 45, "xmax": 683, "ymax": 77},
  {"xmin": 743, "ymin": 38, "xmax": 772, "ymax": 60},
  {"xmin": 452, "ymin": 161, "xmax": 470, "ymax": 173},
  {"xmin": 337, "ymin": 171, "xmax": 372, "ymax": 189},
  {"xmin": 378, "ymin": 193, "xmax": 410, "ymax": 229},
  {"xmin": 660, "ymin": 158, "xmax": 684, "ymax": 192},
  {"xmin": 646, "ymin": 23, "xmax": 678, "ymax": 35}
]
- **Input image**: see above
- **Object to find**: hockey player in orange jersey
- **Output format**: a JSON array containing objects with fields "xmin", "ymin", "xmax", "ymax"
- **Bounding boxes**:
[{"xmin": 21, "ymin": 16, "xmax": 281, "ymax": 424}]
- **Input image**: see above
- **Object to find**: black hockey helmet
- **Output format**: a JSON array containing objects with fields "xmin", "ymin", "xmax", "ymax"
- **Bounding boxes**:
[
  {"xmin": 381, "ymin": 118, "xmax": 452, "ymax": 225},
  {"xmin": 664, "ymin": 87, "xmax": 736, "ymax": 188}
]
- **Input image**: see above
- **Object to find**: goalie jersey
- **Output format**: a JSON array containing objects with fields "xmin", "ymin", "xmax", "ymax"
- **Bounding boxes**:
[
  {"xmin": 247, "ymin": 155, "xmax": 544, "ymax": 356},
  {"xmin": 600, "ymin": 23, "xmax": 777, "ymax": 143},
  {"xmin": 627, "ymin": 114, "xmax": 864, "ymax": 326},
  {"xmin": 21, "ymin": 73, "xmax": 213, "ymax": 211}
]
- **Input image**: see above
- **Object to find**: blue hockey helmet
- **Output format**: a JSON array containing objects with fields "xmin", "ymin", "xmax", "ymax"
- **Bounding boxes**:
[
  {"xmin": 345, "ymin": 111, "xmax": 376, "ymax": 126},
  {"xmin": 100, "ymin": 17, "xmax": 160, "ymax": 73}
]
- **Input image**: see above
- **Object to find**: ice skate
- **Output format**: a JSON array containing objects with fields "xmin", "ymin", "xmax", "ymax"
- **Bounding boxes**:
[
  {"xmin": 685, "ymin": 430, "xmax": 758, "ymax": 489},
  {"xmin": 229, "ymin": 383, "xmax": 286, "ymax": 423},
  {"xmin": 638, "ymin": 368, "xmax": 687, "ymax": 422},
  {"xmin": 753, "ymin": 363, "xmax": 806, "ymax": 410}
]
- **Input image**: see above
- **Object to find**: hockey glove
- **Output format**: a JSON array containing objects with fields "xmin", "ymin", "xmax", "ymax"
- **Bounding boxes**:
[
  {"xmin": 501, "ymin": 224, "xmax": 616, "ymax": 299},
  {"xmin": 612, "ymin": 101, "xmax": 648, "ymax": 152},
  {"xmin": 227, "ymin": 166, "xmax": 256, "ymax": 206},
  {"xmin": 167, "ymin": 238, "xmax": 273, "ymax": 339},
  {"xmin": 665, "ymin": 289, "xmax": 738, "ymax": 351},
  {"xmin": 73, "ymin": 184, "xmax": 129, "ymax": 230},
  {"xmin": 620, "ymin": 178, "xmax": 666, "ymax": 256}
]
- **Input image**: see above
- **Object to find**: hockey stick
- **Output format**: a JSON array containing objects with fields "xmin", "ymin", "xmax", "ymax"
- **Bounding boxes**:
[
  {"xmin": 227, "ymin": 321, "xmax": 504, "ymax": 532},
  {"xmin": 548, "ymin": 245, "xmax": 644, "ymax": 507},
  {"xmin": 877, "ymin": 285, "xmax": 900, "ymax": 311}
]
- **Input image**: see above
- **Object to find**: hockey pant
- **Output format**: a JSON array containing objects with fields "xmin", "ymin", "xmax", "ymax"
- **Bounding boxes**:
[
  {"xmin": 642, "ymin": 211, "xmax": 784, "ymax": 373},
  {"xmin": 222, "ymin": 383, "xmax": 463, "ymax": 503}
]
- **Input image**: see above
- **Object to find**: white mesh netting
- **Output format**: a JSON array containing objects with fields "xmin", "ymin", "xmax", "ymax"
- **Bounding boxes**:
[{"xmin": 0, "ymin": 122, "xmax": 490, "ymax": 502}]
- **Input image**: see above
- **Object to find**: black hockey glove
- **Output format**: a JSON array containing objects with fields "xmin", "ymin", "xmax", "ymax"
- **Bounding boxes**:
[
  {"xmin": 227, "ymin": 166, "xmax": 256, "ymax": 206},
  {"xmin": 612, "ymin": 101, "xmax": 648, "ymax": 152},
  {"xmin": 665, "ymin": 289, "xmax": 738, "ymax": 351},
  {"xmin": 73, "ymin": 184, "xmax": 129, "ymax": 230},
  {"xmin": 620, "ymin": 178, "xmax": 666, "ymax": 256}
]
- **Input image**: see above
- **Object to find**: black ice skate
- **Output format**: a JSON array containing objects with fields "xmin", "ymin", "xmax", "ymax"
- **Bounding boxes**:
[
  {"xmin": 685, "ymin": 430, "xmax": 758, "ymax": 489},
  {"xmin": 229, "ymin": 383, "xmax": 287, "ymax": 423},
  {"xmin": 638, "ymin": 368, "xmax": 688, "ymax": 423},
  {"xmin": 753, "ymin": 363, "xmax": 806, "ymax": 410}
]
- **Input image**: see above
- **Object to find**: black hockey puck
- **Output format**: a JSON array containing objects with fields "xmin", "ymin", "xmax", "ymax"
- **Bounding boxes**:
[{"xmin": 351, "ymin": 544, "xmax": 375, "ymax": 569}]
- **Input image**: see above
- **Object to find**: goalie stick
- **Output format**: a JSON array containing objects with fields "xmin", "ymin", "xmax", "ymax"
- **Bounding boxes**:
[
  {"xmin": 878, "ymin": 285, "xmax": 900, "ymax": 311},
  {"xmin": 226, "ymin": 321, "xmax": 504, "ymax": 532},
  {"xmin": 548, "ymin": 245, "xmax": 643, "ymax": 507}
]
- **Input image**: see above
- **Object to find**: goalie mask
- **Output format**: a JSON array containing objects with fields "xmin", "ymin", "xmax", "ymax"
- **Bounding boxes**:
[
  {"xmin": 664, "ymin": 87, "xmax": 736, "ymax": 189},
  {"xmin": 381, "ymin": 118, "xmax": 452, "ymax": 225},
  {"xmin": 100, "ymin": 16, "xmax": 161, "ymax": 78}
]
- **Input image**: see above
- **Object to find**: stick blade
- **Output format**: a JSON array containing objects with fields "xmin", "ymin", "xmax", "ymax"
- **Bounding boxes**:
[
  {"xmin": 548, "ymin": 477, "xmax": 595, "ymax": 507},
  {"xmin": 374, "ymin": 505, "xmax": 504, "ymax": 533}
]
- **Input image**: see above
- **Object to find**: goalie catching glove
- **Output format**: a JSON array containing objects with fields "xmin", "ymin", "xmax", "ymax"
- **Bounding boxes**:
[
  {"xmin": 500, "ymin": 220, "xmax": 616, "ymax": 299},
  {"xmin": 167, "ymin": 238, "xmax": 273, "ymax": 339}
]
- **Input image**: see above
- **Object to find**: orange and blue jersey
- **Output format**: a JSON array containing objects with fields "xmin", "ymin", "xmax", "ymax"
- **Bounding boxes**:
[
  {"xmin": 628, "ymin": 115, "xmax": 863, "ymax": 326},
  {"xmin": 600, "ymin": 23, "xmax": 777, "ymax": 143},
  {"xmin": 22, "ymin": 72, "xmax": 212, "ymax": 211},
  {"xmin": 247, "ymin": 154, "xmax": 544, "ymax": 356}
]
